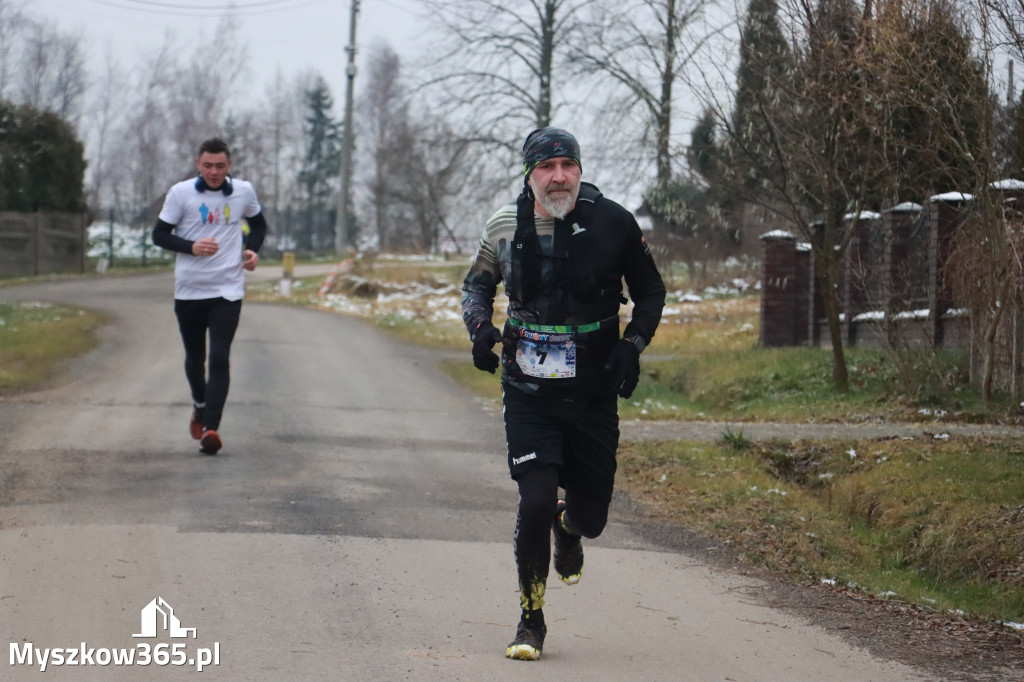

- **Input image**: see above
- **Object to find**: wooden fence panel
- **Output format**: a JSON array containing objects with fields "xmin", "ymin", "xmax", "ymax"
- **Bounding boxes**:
[{"xmin": 0, "ymin": 211, "xmax": 85, "ymax": 277}]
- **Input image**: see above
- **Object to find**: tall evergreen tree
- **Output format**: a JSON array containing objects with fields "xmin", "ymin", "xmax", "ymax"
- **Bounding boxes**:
[
  {"xmin": 688, "ymin": 107, "xmax": 720, "ymax": 185},
  {"xmin": 0, "ymin": 101, "xmax": 86, "ymax": 212},
  {"xmin": 896, "ymin": 1, "xmax": 988, "ymax": 197},
  {"xmin": 730, "ymin": 0, "xmax": 791, "ymax": 193},
  {"xmin": 298, "ymin": 77, "xmax": 342, "ymax": 250}
]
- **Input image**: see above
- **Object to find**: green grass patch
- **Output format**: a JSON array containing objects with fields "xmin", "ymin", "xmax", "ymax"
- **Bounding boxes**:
[
  {"xmin": 617, "ymin": 435, "xmax": 1024, "ymax": 622},
  {"xmin": 614, "ymin": 346, "xmax": 1012, "ymax": 423},
  {"xmin": 376, "ymin": 314, "xmax": 469, "ymax": 350},
  {"xmin": 440, "ymin": 359, "xmax": 503, "ymax": 401},
  {"xmin": 0, "ymin": 301, "xmax": 106, "ymax": 394}
]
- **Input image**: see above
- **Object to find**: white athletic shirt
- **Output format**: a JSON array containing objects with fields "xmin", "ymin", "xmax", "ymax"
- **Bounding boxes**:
[{"xmin": 158, "ymin": 177, "xmax": 262, "ymax": 301}]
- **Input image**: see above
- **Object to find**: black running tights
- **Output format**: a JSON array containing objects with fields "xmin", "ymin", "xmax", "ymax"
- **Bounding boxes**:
[
  {"xmin": 513, "ymin": 464, "xmax": 611, "ymax": 610},
  {"xmin": 174, "ymin": 297, "xmax": 242, "ymax": 431}
]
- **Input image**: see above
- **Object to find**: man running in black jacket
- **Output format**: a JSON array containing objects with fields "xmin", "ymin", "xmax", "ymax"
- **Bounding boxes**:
[{"xmin": 461, "ymin": 127, "xmax": 666, "ymax": 660}]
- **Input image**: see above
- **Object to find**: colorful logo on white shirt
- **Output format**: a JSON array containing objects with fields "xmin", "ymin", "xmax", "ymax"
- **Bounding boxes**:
[{"xmin": 198, "ymin": 203, "xmax": 231, "ymax": 225}]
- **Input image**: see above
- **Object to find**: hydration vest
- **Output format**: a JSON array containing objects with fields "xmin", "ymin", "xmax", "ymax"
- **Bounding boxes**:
[
  {"xmin": 503, "ymin": 182, "xmax": 625, "ymax": 397},
  {"xmin": 507, "ymin": 182, "xmax": 624, "ymax": 317}
]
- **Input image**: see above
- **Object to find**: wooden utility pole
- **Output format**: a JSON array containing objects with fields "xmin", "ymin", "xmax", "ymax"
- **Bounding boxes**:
[{"xmin": 336, "ymin": 0, "xmax": 359, "ymax": 254}]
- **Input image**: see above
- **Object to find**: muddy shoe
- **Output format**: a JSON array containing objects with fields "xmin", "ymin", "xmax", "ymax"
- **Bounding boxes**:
[
  {"xmin": 505, "ymin": 609, "xmax": 546, "ymax": 660},
  {"xmin": 199, "ymin": 429, "xmax": 222, "ymax": 455},
  {"xmin": 553, "ymin": 499, "xmax": 583, "ymax": 585}
]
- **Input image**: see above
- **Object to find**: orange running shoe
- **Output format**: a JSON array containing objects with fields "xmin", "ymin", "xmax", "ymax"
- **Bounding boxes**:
[{"xmin": 199, "ymin": 429, "xmax": 222, "ymax": 455}]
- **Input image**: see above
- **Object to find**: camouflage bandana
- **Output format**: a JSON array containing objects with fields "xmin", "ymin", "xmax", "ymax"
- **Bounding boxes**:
[{"xmin": 522, "ymin": 127, "xmax": 581, "ymax": 181}]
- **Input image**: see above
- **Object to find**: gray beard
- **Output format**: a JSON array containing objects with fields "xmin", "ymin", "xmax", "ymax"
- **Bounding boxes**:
[{"xmin": 534, "ymin": 185, "xmax": 579, "ymax": 219}]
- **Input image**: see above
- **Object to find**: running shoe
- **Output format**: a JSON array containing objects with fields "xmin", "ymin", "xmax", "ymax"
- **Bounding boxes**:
[
  {"xmin": 553, "ymin": 499, "xmax": 583, "ymax": 585},
  {"xmin": 505, "ymin": 610, "xmax": 546, "ymax": 660},
  {"xmin": 189, "ymin": 409, "xmax": 204, "ymax": 440},
  {"xmin": 199, "ymin": 429, "xmax": 222, "ymax": 455}
]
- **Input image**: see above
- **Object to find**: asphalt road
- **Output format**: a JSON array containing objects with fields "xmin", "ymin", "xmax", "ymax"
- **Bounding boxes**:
[{"xmin": 0, "ymin": 267, "xmax": 930, "ymax": 681}]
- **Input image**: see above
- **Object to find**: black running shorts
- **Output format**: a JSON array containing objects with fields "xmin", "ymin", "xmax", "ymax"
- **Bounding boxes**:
[{"xmin": 502, "ymin": 384, "xmax": 619, "ymax": 498}]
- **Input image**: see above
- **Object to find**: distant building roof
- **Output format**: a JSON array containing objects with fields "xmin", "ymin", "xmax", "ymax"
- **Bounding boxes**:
[
  {"xmin": 759, "ymin": 230, "xmax": 795, "ymax": 240},
  {"xmin": 844, "ymin": 211, "xmax": 882, "ymax": 221},
  {"xmin": 928, "ymin": 191, "xmax": 973, "ymax": 203},
  {"xmin": 888, "ymin": 202, "xmax": 923, "ymax": 213}
]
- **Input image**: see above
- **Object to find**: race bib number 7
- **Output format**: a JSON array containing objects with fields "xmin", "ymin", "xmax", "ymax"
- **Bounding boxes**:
[{"xmin": 515, "ymin": 330, "xmax": 576, "ymax": 378}]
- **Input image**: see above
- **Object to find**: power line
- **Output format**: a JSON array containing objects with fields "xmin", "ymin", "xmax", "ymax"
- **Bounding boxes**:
[
  {"xmin": 104, "ymin": 0, "xmax": 302, "ymax": 8},
  {"xmin": 82, "ymin": 0, "xmax": 327, "ymax": 16}
]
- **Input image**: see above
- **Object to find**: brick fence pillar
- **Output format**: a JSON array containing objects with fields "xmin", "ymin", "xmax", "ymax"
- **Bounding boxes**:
[
  {"xmin": 843, "ymin": 213, "xmax": 881, "ymax": 344},
  {"xmin": 883, "ymin": 203, "xmax": 921, "ymax": 316},
  {"xmin": 759, "ymin": 231, "xmax": 798, "ymax": 347},
  {"xmin": 794, "ymin": 242, "xmax": 812, "ymax": 345},
  {"xmin": 927, "ymin": 193, "xmax": 971, "ymax": 347}
]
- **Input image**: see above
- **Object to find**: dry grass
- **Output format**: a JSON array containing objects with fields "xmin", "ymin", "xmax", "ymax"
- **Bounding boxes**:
[
  {"xmin": 0, "ymin": 301, "xmax": 106, "ymax": 394},
  {"xmin": 618, "ymin": 435, "xmax": 1024, "ymax": 623}
]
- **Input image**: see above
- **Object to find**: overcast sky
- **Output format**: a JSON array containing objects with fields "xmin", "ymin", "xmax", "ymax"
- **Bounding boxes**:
[{"xmin": 33, "ymin": 0, "xmax": 425, "ymax": 105}]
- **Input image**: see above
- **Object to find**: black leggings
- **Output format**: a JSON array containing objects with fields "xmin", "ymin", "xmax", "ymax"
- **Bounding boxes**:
[
  {"xmin": 513, "ymin": 464, "xmax": 612, "ymax": 610},
  {"xmin": 174, "ymin": 297, "xmax": 242, "ymax": 431}
]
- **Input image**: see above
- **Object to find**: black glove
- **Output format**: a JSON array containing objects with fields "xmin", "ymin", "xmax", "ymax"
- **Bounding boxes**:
[
  {"xmin": 605, "ymin": 338, "xmax": 641, "ymax": 398},
  {"xmin": 471, "ymin": 323, "xmax": 503, "ymax": 374}
]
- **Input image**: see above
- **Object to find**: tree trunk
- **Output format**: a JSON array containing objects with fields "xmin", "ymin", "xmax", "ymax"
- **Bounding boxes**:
[
  {"xmin": 656, "ymin": 0, "xmax": 676, "ymax": 186},
  {"xmin": 536, "ymin": 0, "xmax": 556, "ymax": 127},
  {"xmin": 981, "ymin": 275, "xmax": 1011, "ymax": 401}
]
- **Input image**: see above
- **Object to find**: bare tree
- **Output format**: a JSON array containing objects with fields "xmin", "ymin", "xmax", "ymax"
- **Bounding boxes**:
[
  {"xmin": 83, "ymin": 49, "xmax": 128, "ymax": 212},
  {"xmin": 115, "ymin": 35, "xmax": 178, "ymax": 222},
  {"xmin": 695, "ymin": 0, "xmax": 992, "ymax": 392},
  {"xmin": 399, "ymin": 118, "xmax": 472, "ymax": 252},
  {"xmin": 946, "ymin": 197, "xmax": 1024, "ymax": 401},
  {"xmin": 359, "ymin": 41, "xmax": 409, "ymax": 251},
  {"xmin": 48, "ymin": 32, "xmax": 85, "ymax": 122},
  {"xmin": 17, "ymin": 21, "xmax": 52, "ymax": 108},
  {"xmin": 83, "ymin": 16, "xmax": 252, "ymax": 230},
  {"xmin": 358, "ymin": 41, "xmax": 479, "ymax": 253},
  {"xmin": 419, "ymin": 0, "xmax": 594, "ymax": 151},
  {"xmin": 978, "ymin": 0, "xmax": 1024, "ymax": 60},
  {"xmin": 0, "ymin": 0, "xmax": 26, "ymax": 100},
  {"xmin": 16, "ymin": 19, "xmax": 85, "ymax": 122},
  {"xmin": 262, "ymin": 71, "xmax": 310, "ymax": 251},
  {"xmin": 571, "ymin": 0, "xmax": 725, "ymax": 187},
  {"xmin": 221, "ymin": 70, "xmax": 316, "ymax": 253},
  {"xmin": 166, "ymin": 16, "xmax": 247, "ymax": 169}
]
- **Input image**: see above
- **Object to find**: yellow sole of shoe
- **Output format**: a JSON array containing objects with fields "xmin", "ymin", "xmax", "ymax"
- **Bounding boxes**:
[
  {"xmin": 505, "ymin": 644, "xmax": 541, "ymax": 660},
  {"xmin": 559, "ymin": 573, "xmax": 581, "ymax": 585}
]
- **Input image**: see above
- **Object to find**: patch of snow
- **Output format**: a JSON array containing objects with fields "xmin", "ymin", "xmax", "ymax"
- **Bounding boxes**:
[
  {"xmin": 928, "ymin": 191, "xmax": 973, "ymax": 203},
  {"xmin": 990, "ymin": 178, "xmax": 1024, "ymax": 191},
  {"xmin": 844, "ymin": 211, "xmax": 882, "ymax": 221},
  {"xmin": 759, "ymin": 230, "xmax": 794, "ymax": 240},
  {"xmin": 888, "ymin": 202, "xmax": 923, "ymax": 213},
  {"xmin": 88, "ymin": 222, "xmax": 172, "ymax": 261},
  {"xmin": 894, "ymin": 309, "xmax": 930, "ymax": 320}
]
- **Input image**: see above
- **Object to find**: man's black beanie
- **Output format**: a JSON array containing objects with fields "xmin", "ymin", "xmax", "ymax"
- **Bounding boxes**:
[{"xmin": 522, "ymin": 127, "xmax": 581, "ymax": 181}]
